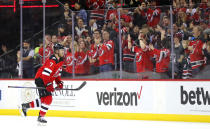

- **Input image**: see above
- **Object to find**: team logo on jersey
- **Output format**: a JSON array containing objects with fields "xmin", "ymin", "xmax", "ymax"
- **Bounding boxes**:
[
  {"xmin": 53, "ymin": 68, "xmax": 62, "ymax": 77},
  {"xmin": 45, "ymin": 48, "xmax": 51, "ymax": 58},
  {"xmin": 66, "ymin": 56, "xmax": 73, "ymax": 66}
]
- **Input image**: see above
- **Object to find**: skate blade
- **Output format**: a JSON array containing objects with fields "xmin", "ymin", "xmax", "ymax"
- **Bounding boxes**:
[
  {"xmin": 18, "ymin": 105, "xmax": 25, "ymax": 117},
  {"xmin": 37, "ymin": 122, "xmax": 47, "ymax": 126}
]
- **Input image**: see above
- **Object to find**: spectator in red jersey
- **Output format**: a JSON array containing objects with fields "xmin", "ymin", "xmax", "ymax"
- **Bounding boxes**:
[
  {"xmin": 87, "ymin": 0, "xmax": 105, "ymax": 9},
  {"xmin": 39, "ymin": 34, "xmax": 54, "ymax": 64},
  {"xmin": 188, "ymin": 26, "xmax": 205, "ymax": 76},
  {"xmin": 128, "ymin": 31, "xmax": 153, "ymax": 74},
  {"xmin": 122, "ymin": 33, "xmax": 136, "ymax": 73},
  {"xmin": 98, "ymin": 30, "xmax": 115, "ymax": 72},
  {"xmin": 88, "ymin": 29, "xmax": 101, "ymax": 74},
  {"xmin": 75, "ymin": 40, "xmax": 90, "ymax": 75},
  {"xmin": 120, "ymin": 9, "xmax": 132, "ymax": 24},
  {"xmin": 105, "ymin": 0, "xmax": 119, "ymax": 24},
  {"xmin": 88, "ymin": 0, "xmax": 105, "ymax": 28},
  {"xmin": 63, "ymin": 41, "xmax": 78, "ymax": 77},
  {"xmin": 61, "ymin": 35, "xmax": 72, "ymax": 48},
  {"xmin": 149, "ymin": 39, "xmax": 171, "ymax": 73},
  {"xmin": 146, "ymin": 0, "xmax": 161, "ymax": 27}
]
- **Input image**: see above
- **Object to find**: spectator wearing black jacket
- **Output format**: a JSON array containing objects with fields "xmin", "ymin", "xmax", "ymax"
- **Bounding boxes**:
[
  {"xmin": 0, "ymin": 44, "xmax": 16, "ymax": 78},
  {"xmin": 203, "ymin": 41, "xmax": 210, "ymax": 65},
  {"xmin": 133, "ymin": 2, "xmax": 147, "ymax": 28}
]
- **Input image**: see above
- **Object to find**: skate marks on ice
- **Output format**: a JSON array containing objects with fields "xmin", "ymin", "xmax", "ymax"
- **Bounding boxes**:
[{"xmin": 1, "ymin": 116, "xmax": 210, "ymax": 129}]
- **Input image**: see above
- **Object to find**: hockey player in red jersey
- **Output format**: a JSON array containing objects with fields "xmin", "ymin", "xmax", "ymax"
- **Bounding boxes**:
[{"xmin": 20, "ymin": 43, "xmax": 65, "ymax": 124}]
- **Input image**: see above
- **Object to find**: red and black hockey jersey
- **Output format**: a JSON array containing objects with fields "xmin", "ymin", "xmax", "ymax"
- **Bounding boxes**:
[
  {"xmin": 122, "ymin": 39, "xmax": 135, "ymax": 62},
  {"xmin": 87, "ymin": 43, "xmax": 99, "ymax": 67},
  {"xmin": 188, "ymin": 39, "xmax": 205, "ymax": 69},
  {"xmin": 132, "ymin": 46, "xmax": 153, "ymax": 72},
  {"xmin": 39, "ymin": 44, "xmax": 54, "ymax": 64},
  {"xmin": 98, "ymin": 40, "xmax": 114, "ymax": 66},
  {"xmin": 64, "ymin": 50, "xmax": 75, "ymax": 74},
  {"xmin": 151, "ymin": 48, "xmax": 170, "ymax": 72},
  {"xmin": 75, "ymin": 51, "xmax": 90, "ymax": 74},
  {"xmin": 35, "ymin": 55, "xmax": 64, "ymax": 86},
  {"xmin": 141, "ymin": 8, "xmax": 161, "ymax": 27},
  {"xmin": 87, "ymin": 0, "xmax": 105, "ymax": 9}
]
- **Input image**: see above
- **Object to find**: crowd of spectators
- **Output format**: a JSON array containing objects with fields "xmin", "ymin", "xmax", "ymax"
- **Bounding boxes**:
[{"xmin": 0, "ymin": 0, "xmax": 209, "ymax": 79}]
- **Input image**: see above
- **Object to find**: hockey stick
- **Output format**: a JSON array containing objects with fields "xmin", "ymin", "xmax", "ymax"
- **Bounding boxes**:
[{"xmin": 8, "ymin": 81, "xmax": 86, "ymax": 91}]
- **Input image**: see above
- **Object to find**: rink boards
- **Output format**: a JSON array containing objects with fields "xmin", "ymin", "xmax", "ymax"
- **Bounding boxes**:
[{"xmin": 0, "ymin": 79, "xmax": 210, "ymax": 122}]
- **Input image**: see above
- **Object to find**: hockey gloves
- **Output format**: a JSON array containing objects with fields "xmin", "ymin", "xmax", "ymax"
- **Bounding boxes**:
[
  {"xmin": 56, "ymin": 81, "xmax": 63, "ymax": 90},
  {"xmin": 46, "ymin": 82, "xmax": 54, "ymax": 92}
]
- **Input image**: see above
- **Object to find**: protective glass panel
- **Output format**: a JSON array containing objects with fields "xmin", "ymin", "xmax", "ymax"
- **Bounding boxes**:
[
  {"xmin": 172, "ymin": 2, "xmax": 210, "ymax": 79},
  {"xmin": 119, "ymin": 5, "xmax": 172, "ymax": 79},
  {"xmin": 12, "ymin": 1, "xmax": 209, "ymax": 80},
  {"xmin": 0, "ymin": 0, "xmax": 18, "ymax": 78}
]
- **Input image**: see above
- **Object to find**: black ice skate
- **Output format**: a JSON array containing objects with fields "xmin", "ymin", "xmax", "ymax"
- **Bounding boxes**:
[
  {"xmin": 20, "ymin": 103, "xmax": 30, "ymax": 117},
  {"xmin": 37, "ymin": 116, "xmax": 47, "ymax": 124}
]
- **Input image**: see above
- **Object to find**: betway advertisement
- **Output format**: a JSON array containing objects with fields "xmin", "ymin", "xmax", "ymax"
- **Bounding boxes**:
[
  {"xmin": 0, "ymin": 80, "xmax": 210, "ymax": 116},
  {"xmin": 165, "ymin": 81, "xmax": 210, "ymax": 115}
]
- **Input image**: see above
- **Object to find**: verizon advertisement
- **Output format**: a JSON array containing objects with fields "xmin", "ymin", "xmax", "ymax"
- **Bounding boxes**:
[
  {"xmin": 0, "ymin": 80, "xmax": 210, "ymax": 116},
  {"xmin": 96, "ymin": 87, "xmax": 142, "ymax": 106},
  {"xmin": 71, "ymin": 81, "xmax": 154, "ymax": 113}
]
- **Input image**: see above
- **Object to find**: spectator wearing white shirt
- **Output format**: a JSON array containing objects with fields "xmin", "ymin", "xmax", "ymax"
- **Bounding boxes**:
[{"xmin": 75, "ymin": 18, "xmax": 88, "ymax": 38}]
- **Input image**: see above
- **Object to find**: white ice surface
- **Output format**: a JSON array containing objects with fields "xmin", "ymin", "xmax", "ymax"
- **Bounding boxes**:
[{"xmin": 0, "ymin": 116, "xmax": 210, "ymax": 129}]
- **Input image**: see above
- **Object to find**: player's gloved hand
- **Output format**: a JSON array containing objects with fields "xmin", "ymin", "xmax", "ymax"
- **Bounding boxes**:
[
  {"xmin": 56, "ymin": 81, "xmax": 63, "ymax": 90},
  {"xmin": 46, "ymin": 84, "xmax": 54, "ymax": 92}
]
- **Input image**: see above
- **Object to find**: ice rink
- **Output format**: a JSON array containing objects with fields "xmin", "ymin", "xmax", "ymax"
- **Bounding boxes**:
[{"xmin": 0, "ymin": 115, "xmax": 210, "ymax": 129}]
